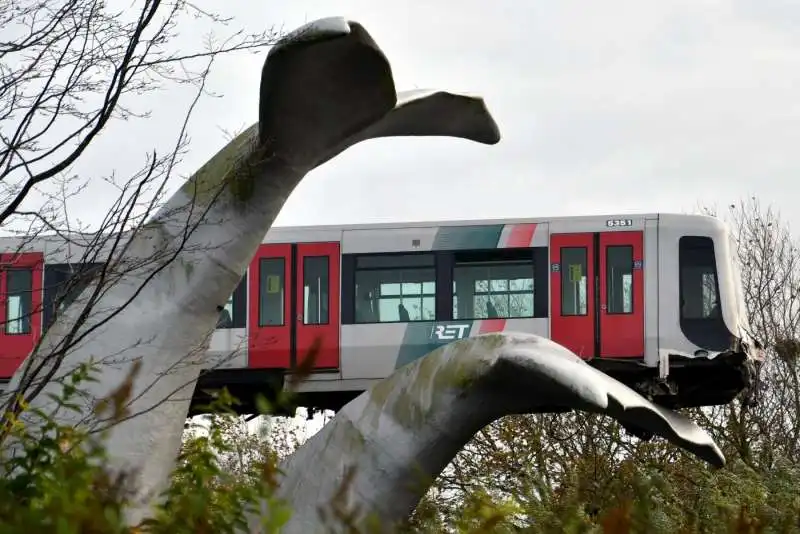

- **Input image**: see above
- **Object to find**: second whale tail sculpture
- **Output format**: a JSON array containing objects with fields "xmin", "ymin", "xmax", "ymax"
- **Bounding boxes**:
[{"xmin": 273, "ymin": 332, "xmax": 724, "ymax": 533}]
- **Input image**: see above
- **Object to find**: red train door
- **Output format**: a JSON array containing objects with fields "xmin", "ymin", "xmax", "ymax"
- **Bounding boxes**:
[
  {"xmin": 598, "ymin": 231, "xmax": 644, "ymax": 358},
  {"xmin": 0, "ymin": 252, "xmax": 44, "ymax": 378},
  {"xmin": 550, "ymin": 234, "xmax": 595, "ymax": 359},
  {"xmin": 248, "ymin": 242, "xmax": 340, "ymax": 370},
  {"xmin": 296, "ymin": 242, "xmax": 340, "ymax": 369},
  {"xmin": 248, "ymin": 244, "xmax": 292, "ymax": 368}
]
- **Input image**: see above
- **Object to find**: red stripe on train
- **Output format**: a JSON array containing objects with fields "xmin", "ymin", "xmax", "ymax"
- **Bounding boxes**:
[
  {"xmin": 478, "ymin": 318, "xmax": 506, "ymax": 334},
  {"xmin": 505, "ymin": 223, "xmax": 537, "ymax": 248}
]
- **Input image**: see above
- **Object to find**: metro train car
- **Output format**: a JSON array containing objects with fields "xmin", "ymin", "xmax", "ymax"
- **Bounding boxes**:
[{"xmin": 0, "ymin": 212, "xmax": 763, "ymax": 415}]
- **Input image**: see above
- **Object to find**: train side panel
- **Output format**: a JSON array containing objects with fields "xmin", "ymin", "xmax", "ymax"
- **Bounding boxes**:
[
  {"xmin": 339, "ymin": 319, "xmax": 549, "ymax": 380},
  {"xmin": 656, "ymin": 214, "xmax": 742, "ymax": 361},
  {"xmin": 337, "ymin": 220, "xmax": 547, "ymax": 380}
]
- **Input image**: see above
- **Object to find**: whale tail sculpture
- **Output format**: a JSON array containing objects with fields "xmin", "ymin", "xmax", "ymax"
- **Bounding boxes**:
[
  {"xmin": 271, "ymin": 332, "xmax": 724, "ymax": 533},
  {"xmin": 0, "ymin": 16, "xmax": 501, "ymax": 524}
]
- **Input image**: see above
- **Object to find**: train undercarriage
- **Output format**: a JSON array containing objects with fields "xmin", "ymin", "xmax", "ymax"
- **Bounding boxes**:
[
  {"xmin": 590, "ymin": 350, "xmax": 762, "ymax": 410},
  {"xmin": 189, "ymin": 347, "xmax": 763, "ymax": 419}
]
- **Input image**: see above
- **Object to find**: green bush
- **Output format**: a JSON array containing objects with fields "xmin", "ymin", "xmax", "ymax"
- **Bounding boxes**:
[{"xmin": 0, "ymin": 363, "xmax": 290, "ymax": 534}]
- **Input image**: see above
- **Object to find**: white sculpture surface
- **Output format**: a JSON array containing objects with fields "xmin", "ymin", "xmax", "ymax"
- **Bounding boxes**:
[
  {"xmin": 0, "ymin": 16, "xmax": 726, "ymax": 533},
  {"xmin": 271, "ymin": 333, "xmax": 724, "ymax": 533}
]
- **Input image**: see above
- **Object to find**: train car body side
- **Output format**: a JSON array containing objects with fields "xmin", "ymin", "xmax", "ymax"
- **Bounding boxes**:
[{"xmin": 0, "ymin": 213, "xmax": 762, "ymax": 414}]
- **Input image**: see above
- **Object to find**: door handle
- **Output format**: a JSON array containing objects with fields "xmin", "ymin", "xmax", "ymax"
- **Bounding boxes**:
[{"xmin": 297, "ymin": 314, "xmax": 303, "ymax": 322}]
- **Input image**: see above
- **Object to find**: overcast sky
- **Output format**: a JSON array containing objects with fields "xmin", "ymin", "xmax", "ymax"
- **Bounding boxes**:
[{"xmin": 66, "ymin": 1, "xmax": 800, "ymax": 233}]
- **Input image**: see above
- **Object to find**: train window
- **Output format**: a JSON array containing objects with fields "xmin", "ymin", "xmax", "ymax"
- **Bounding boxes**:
[
  {"xmin": 217, "ymin": 295, "xmax": 234, "ymax": 328},
  {"xmin": 258, "ymin": 258, "xmax": 285, "ymax": 326},
  {"xmin": 679, "ymin": 236, "xmax": 720, "ymax": 320},
  {"xmin": 5, "ymin": 268, "xmax": 33, "ymax": 334},
  {"xmin": 452, "ymin": 251, "xmax": 534, "ymax": 320},
  {"xmin": 606, "ymin": 246, "xmax": 633, "ymax": 314},
  {"xmin": 354, "ymin": 253, "xmax": 435, "ymax": 323},
  {"xmin": 43, "ymin": 263, "xmax": 103, "ymax": 331},
  {"xmin": 303, "ymin": 256, "xmax": 329, "ymax": 325},
  {"xmin": 216, "ymin": 275, "xmax": 247, "ymax": 329},
  {"xmin": 561, "ymin": 247, "xmax": 588, "ymax": 316}
]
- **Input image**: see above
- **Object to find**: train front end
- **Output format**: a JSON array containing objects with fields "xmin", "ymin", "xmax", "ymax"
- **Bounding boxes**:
[{"xmin": 644, "ymin": 214, "xmax": 763, "ymax": 408}]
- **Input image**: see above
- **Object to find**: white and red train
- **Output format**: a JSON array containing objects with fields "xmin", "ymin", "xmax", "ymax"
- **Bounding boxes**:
[{"xmin": 0, "ymin": 212, "xmax": 762, "ymax": 414}]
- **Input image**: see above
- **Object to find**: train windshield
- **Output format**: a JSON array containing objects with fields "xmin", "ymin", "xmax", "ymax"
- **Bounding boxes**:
[{"xmin": 679, "ymin": 236, "xmax": 730, "ymax": 351}]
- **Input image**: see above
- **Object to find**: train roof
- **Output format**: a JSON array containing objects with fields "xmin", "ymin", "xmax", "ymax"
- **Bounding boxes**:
[
  {"xmin": 0, "ymin": 212, "xmax": 722, "ymax": 258},
  {"xmin": 261, "ymin": 211, "xmax": 710, "ymax": 232}
]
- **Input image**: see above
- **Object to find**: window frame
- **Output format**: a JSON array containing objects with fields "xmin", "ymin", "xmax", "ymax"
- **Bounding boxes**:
[
  {"xmin": 42, "ymin": 262, "xmax": 104, "ymax": 333},
  {"xmin": 605, "ymin": 244, "xmax": 634, "ymax": 316},
  {"xmin": 214, "ymin": 273, "xmax": 247, "ymax": 330},
  {"xmin": 303, "ymin": 255, "xmax": 330, "ymax": 325},
  {"xmin": 677, "ymin": 235, "xmax": 730, "ymax": 352},
  {"xmin": 258, "ymin": 257, "xmax": 286, "ymax": 327},
  {"xmin": 351, "ymin": 252, "xmax": 437, "ymax": 325},
  {"xmin": 678, "ymin": 236, "xmax": 722, "ymax": 321},
  {"xmin": 4, "ymin": 267, "xmax": 33, "ymax": 335},
  {"xmin": 451, "ymin": 248, "xmax": 536, "ymax": 321},
  {"xmin": 341, "ymin": 247, "xmax": 549, "ymax": 325},
  {"xmin": 560, "ymin": 246, "xmax": 589, "ymax": 317}
]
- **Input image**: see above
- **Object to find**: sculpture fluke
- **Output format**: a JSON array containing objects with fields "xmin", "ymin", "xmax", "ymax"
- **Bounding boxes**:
[
  {"xmin": 273, "ymin": 332, "xmax": 723, "ymax": 533},
  {"xmin": 257, "ymin": 17, "xmax": 500, "ymax": 171},
  {"xmin": 320, "ymin": 89, "xmax": 501, "ymax": 167}
]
